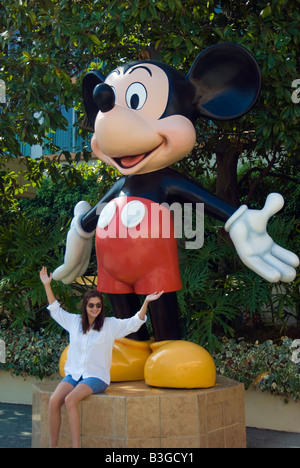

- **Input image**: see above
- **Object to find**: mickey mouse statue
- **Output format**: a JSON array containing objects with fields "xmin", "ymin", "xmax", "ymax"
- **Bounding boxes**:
[{"xmin": 53, "ymin": 43, "xmax": 299, "ymax": 388}]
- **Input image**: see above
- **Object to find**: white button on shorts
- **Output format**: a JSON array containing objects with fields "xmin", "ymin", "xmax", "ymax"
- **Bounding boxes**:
[
  {"xmin": 98, "ymin": 201, "xmax": 117, "ymax": 229},
  {"xmin": 121, "ymin": 200, "xmax": 146, "ymax": 228}
]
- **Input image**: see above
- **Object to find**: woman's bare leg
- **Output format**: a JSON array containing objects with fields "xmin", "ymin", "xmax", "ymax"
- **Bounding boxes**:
[
  {"xmin": 48, "ymin": 381, "xmax": 75, "ymax": 448},
  {"xmin": 64, "ymin": 383, "xmax": 93, "ymax": 448}
]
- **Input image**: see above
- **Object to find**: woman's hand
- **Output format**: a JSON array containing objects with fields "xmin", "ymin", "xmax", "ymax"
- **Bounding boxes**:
[
  {"xmin": 40, "ymin": 267, "xmax": 56, "ymax": 305},
  {"xmin": 40, "ymin": 266, "xmax": 53, "ymax": 285},
  {"xmin": 145, "ymin": 291, "xmax": 164, "ymax": 303},
  {"xmin": 138, "ymin": 291, "xmax": 164, "ymax": 321}
]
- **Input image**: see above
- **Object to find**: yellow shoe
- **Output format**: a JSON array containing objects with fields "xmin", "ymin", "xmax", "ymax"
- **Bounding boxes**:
[
  {"xmin": 144, "ymin": 340, "xmax": 216, "ymax": 388},
  {"xmin": 110, "ymin": 338, "xmax": 153, "ymax": 382}
]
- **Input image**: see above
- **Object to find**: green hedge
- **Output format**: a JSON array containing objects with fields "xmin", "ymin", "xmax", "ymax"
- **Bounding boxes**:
[
  {"xmin": 0, "ymin": 326, "xmax": 68, "ymax": 380},
  {"xmin": 213, "ymin": 336, "xmax": 300, "ymax": 402}
]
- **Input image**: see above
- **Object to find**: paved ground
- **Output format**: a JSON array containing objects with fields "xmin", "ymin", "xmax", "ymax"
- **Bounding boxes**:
[
  {"xmin": 0, "ymin": 402, "xmax": 299, "ymax": 448},
  {"xmin": 0, "ymin": 403, "xmax": 32, "ymax": 448},
  {"xmin": 246, "ymin": 427, "xmax": 300, "ymax": 448}
]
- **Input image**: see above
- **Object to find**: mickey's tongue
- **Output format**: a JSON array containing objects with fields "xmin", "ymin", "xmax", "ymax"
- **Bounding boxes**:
[{"xmin": 120, "ymin": 154, "xmax": 146, "ymax": 168}]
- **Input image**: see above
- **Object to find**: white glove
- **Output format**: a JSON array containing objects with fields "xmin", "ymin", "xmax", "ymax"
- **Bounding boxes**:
[
  {"xmin": 53, "ymin": 201, "xmax": 95, "ymax": 284},
  {"xmin": 225, "ymin": 193, "xmax": 299, "ymax": 283}
]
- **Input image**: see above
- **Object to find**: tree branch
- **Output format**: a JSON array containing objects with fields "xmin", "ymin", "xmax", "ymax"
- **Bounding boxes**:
[
  {"xmin": 239, "ymin": 167, "xmax": 299, "ymax": 188},
  {"xmin": 238, "ymin": 166, "xmax": 263, "ymax": 188},
  {"xmin": 245, "ymin": 148, "xmax": 280, "ymax": 204}
]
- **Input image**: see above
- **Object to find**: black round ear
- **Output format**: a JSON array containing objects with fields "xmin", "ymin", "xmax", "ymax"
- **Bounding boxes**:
[
  {"xmin": 187, "ymin": 43, "xmax": 262, "ymax": 120},
  {"xmin": 82, "ymin": 70, "xmax": 106, "ymax": 129}
]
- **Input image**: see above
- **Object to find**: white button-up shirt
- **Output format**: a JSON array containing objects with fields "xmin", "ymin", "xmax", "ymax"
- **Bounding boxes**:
[{"xmin": 47, "ymin": 300, "xmax": 147, "ymax": 385}]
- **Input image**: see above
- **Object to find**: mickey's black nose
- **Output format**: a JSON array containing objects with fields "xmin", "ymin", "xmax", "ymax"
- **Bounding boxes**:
[{"xmin": 93, "ymin": 83, "xmax": 115, "ymax": 113}]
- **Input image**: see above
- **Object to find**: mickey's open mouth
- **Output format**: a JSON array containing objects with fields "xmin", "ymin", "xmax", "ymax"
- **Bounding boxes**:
[
  {"xmin": 113, "ymin": 143, "xmax": 163, "ymax": 169},
  {"xmin": 114, "ymin": 153, "xmax": 148, "ymax": 169}
]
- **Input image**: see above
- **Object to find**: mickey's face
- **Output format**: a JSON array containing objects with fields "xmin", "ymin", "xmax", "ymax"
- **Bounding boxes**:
[
  {"xmin": 91, "ymin": 62, "xmax": 196, "ymax": 175},
  {"xmin": 83, "ymin": 44, "xmax": 261, "ymax": 176}
]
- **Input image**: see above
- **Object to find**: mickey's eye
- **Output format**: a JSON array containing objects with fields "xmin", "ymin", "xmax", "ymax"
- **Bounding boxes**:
[
  {"xmin": 110, "ymin": 86, "xmax": 116, "ymax": 99},
  {"xmin": 125, "ymin": 82, "xmax": 147, "ymax": 110}
]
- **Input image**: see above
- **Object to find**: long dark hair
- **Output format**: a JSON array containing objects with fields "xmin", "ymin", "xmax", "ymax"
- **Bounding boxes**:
[{"xmin": 81, "ymin": 290, "xmax": 105, "ymax": 334}]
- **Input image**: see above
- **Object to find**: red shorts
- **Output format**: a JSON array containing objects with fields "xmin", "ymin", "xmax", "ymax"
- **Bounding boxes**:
[{"xmin": 95, "ymin": 197, "xmax": 182, "ymax": 294}]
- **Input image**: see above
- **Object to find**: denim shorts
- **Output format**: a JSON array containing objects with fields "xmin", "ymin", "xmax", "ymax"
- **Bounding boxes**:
[{"xmin": 62, "ymin": 374, "xmax": 108, "ymax": 394}]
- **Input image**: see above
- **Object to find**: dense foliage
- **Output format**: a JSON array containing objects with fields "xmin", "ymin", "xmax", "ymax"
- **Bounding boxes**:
[
  {"xmin": 0, "ymin": 325, "xmax": 68, "ymax": 379},
  {"xmin": 213, "ymin": 337, "xmax": 300, "ymax": 402}
]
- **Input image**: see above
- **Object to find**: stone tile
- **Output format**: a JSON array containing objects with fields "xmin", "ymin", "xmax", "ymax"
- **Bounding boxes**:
[
  {"xmin": 225, "ymin": 423, "xmax": 246, "ymax": 448},
  {"xmin": 32, "ymin": 387, "xmax": 41, "ymax": 432},
  {"xmin": 160, "ymin": 394, "xmax": 198, "ymax": 438},
  {"xmin": 106, "ymin": 380, "xmax": 164, "ymax": 397},
  {"xmin": 207, "ymin": 402, "xmax": 224, "ymax": 432},
  {"xmin": 56, "ymin": 430, "xmax": 72, "ymax": 448},
  {"xmin": 126, "ymin": 396, "xmax": 160, "ymax": 439},
  {"xmin": 199, "ymin": 434, "xmax": 208, "ymax": 448},
  {"xmin": 126, "ymin": 438, "xmax": 161, "ymax": 448},
  {"xmin": 82, "ymin": 436, "xmax": 125, "ymax": 448},
  {"xmin": 198, "ymin": 395, "xmax": 207, "ymax": 434},
  {"xmin": 207, "ymin": 428, "xmax": 226, "ymax": 448},
  {"xmin": 161, "ymin": 436, "xmax": 199, "ymax": 448},
  {"xmin": 32, "ymin": 391, "xmax": 47, "ymax": 433},
  {"xmin": 60, "ymin": 404, "xmax": 73, "ymax": 435},
  {"xmin": 82, "ymin": 394, "xmax": 125, "ymax": 438},
  {"xmin": 32, "ymin": 430, "xmax": 49, "ymax": 449},
  {"xmin": 113, "ymin": 397, "xmax": 126, "ymax": 439},
  {"xmin": 223, "ymin": 396, "xmax": 245, "ymax": 426}
]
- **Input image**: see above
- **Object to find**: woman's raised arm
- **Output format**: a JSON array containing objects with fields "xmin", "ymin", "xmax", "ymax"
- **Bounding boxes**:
[{"xmin": 40, "ymin": 266, "xmax": 56, "ymax": 305}]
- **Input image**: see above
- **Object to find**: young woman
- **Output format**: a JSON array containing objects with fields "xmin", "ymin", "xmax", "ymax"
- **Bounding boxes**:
[{"xmin": 39, "ymin": 266, "xmax": 163, "ymax": 448}]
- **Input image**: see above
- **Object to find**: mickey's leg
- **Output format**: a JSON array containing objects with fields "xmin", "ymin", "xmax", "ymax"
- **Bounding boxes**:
[
  {"xmin": 147, "ymin": 292, "xmax": 181, "ymax": 341},
  {"xmin": 107, "ymin": 293, "xmax": 149, "ymax": 341}
]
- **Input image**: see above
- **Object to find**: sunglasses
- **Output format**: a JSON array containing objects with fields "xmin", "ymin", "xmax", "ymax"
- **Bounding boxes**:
[{"xmin": 87, "ymin": 303, "xmax": 102, "ymax": 309}]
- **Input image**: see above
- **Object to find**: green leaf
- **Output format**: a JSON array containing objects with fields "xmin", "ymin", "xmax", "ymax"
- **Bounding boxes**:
[
  {"xmin": 89, "ymin": 34, "xmax": 101, "ymax": 46},
  {"xmin": 168, "ymin": 0, "xmax": 175, "ymax": 11},
  {"xmin": 260, "ymin": 5, "xmax": 272, "ymax": 19}
]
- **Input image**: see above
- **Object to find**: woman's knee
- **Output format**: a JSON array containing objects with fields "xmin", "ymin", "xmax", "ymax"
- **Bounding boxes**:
[
  {"xmin": 64, "ymin": 392, "xmax": 77, "ymax": 411},
  {"xmin": 64, "ymin": 384, "xmax": 93, "ymax": 411},
  {"xmin": 49, "ymin": 383, "xmax": 73, "ymax": 410},
  {"xmin": 49, "ymin": 392, "xmax": 65, "ymax": 410}
]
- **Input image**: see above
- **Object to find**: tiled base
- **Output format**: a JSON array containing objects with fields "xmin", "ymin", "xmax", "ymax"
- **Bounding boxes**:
[{"xmin": 32, "ymin": 376, "xmax": 246, "ymax": 448}]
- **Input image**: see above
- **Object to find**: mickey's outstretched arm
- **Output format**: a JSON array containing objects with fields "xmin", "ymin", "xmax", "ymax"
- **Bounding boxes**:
[
  {"xmin": 166, "ymin": 170, "xmax": 299, "ymax": 283},
  {"xmin": 164, "ymin": 168, "xmax": 236, "ymax": 222},
  {"xmin": 53, "ymin": 178, "xmax": 125, "ymax": 284}
]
